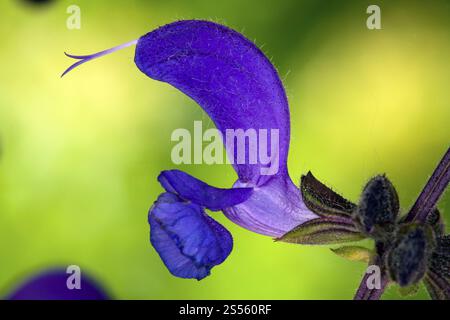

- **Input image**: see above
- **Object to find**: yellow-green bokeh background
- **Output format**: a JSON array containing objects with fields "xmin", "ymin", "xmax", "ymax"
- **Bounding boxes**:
[{"xmin": 0, "ymin": 0, "xmax": 448, "ymax": 299}]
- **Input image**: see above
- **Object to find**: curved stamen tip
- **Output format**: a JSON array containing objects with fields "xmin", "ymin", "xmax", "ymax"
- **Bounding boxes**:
[{"xmin": 61, "ymin": 39, "xmax": 138, "ymax": 78}]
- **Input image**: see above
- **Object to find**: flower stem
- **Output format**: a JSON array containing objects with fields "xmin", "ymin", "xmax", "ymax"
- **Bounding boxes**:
[
  {"xmin": 354, "ymin": 273, "xmax": 389, "ymax": 300},
  {"xmin": 354, "ymin": 256, "xmax": 389, "ymax": 300},
  {"xmin": 405, "ymin": 147, "xmax": 450, "ymax": 223}
]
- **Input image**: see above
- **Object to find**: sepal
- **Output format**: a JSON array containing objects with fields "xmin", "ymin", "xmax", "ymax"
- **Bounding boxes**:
[
  {"xmin": 331, "ymin": 246, "xmax": 373, "ymax": 263},
  {"xmin": 300, "ymin": 172, "xmax": 356, "ymax": 219},
  {"xmin": 276, "ymin": 216, "xmax": 364, "ymax": 245}
]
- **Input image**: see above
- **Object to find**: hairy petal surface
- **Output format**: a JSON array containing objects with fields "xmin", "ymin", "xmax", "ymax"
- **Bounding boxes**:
[{"xmin": 149, "ymin": 193, "xmax": 233, "ymax": 280}]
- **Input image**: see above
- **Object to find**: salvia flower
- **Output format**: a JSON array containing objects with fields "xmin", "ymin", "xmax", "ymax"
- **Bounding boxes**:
[
  {"xmin": 6, "ymin": 268, "xmax": 109, "ymax": 300},
  {"xmin": 63, "ymin": 20, "xmax": 317, "ymax": 280},
  {"xmin": 62, "ymin": 19, "xmax": 449, "ymax": 298}
]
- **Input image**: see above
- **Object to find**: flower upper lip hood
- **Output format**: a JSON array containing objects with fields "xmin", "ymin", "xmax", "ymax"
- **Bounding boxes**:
[
  {"xmin": 63, "ymin": 19, "xmax": 317, "ymax": 280},
  {"xmin": 135, "ymin": 20, "xmax": 291, "ymax": 186}
]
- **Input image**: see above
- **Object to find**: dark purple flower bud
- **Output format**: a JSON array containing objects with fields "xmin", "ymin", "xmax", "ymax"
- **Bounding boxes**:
[
  {"xmin": 354, "ymin": 175, "xmax": 399, "ymax": 237},
  {"xmin": 6, "ymin": 269, "xmax": 109, "ymax": 300},
  {"xmin": 387, "ymin": 224, "xmax": 434, "ymax": 287}
]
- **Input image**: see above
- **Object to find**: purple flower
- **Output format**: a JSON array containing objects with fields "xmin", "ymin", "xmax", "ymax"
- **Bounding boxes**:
[
  {"xmin": 63, "ymin": 20, "xmax": 317, "ymax": 280},
  {"xmin": 6, "ymin": 269, "xmax": 109, "ymax": 300}
]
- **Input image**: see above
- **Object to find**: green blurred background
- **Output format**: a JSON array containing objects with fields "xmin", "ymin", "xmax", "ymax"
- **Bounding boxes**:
[{"xmin": 0, "ymin": 0, "xmax": 448, "ymax": 299}]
